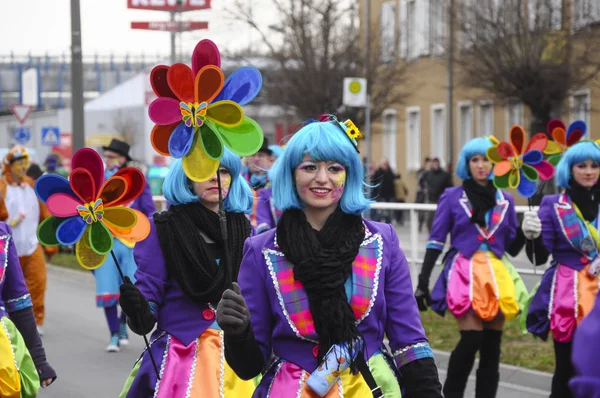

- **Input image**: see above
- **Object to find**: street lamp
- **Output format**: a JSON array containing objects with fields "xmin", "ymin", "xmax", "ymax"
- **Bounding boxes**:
[{"xmin": 70, "ymin": 0, "xmax": 85, "ymax": 153}]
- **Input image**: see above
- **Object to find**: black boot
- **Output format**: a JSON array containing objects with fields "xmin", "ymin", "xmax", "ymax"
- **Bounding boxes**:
[
  {"xmin": 443, "ymin": 330, "xmax": 483, "ymax": 398},
  {"xmin": 475, "ymin": 329, "xmax": 502, "ymax": 398},
  {"xmin": 551, "ymin": 339, "xmax": 574, "ymax": 398}
]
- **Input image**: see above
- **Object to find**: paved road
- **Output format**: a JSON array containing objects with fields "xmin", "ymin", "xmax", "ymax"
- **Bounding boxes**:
[{"xmin": 36, "ymin": 262, "xmax": 550, "ymax": 398}]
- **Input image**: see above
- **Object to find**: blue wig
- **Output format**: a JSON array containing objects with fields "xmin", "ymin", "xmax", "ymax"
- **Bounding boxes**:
[
  {"xmin": 163, "ymin": 148, "xmax": 254, "ymax": 213},
  {"xmin": 269, "ymin": 121, "xmax": 371, "ymax": 215},
  {"xmin": 456, "ymin": 137, "xmax": 494, "ymax": 180},
  {"xmin": 556, "ymin": 141, "xmax": 600, "ymax": 188}
]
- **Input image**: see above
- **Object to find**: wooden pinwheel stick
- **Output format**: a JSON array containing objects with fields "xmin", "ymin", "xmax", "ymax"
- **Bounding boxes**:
[
  {"xmin": 216, "ymin": 170, "xmax": 233, "ymax": 289},
  {"xmin": 111, "ymin": 250, "xmax": 162, "ymax": 380}
]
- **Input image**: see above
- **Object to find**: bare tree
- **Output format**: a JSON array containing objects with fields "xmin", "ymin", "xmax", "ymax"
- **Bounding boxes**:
[
  {"xmin": 229, "ymin": 0, "xmax": 410, "ymax": 126},
  {"xmin": 455, "ymin": 0, "xmax": 600, "ymax": 135},
  {"xmin": 112, "ymin": 109, "xmax": 138, "ymax": 146}
]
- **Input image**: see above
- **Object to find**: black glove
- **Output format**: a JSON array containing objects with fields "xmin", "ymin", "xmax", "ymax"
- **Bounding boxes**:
[
  {"xmin": 414, "ymin": 287, "xmax": 431, "ymax": 312},
  {"xmin": 119, "ymin": 276, "xmax": 156, "ymax": 335},
  {"xmin": 415, "ymin": 248, "xmax": 441, "ymax": 312},
  {"xmin": 399, "ymin": 357, "xmax": 443, "ymax": 397},
  {"xmin": 217, "ymin": 282, "xmax": 250, "ymax": 336}
]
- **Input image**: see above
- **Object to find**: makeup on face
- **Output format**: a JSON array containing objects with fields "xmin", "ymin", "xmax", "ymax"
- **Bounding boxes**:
[
  {"xmin": 572, "ymin": 160, "xmax": 600, "ymax": 188},
  {"xmin": 295, "ymin": 157, "xmax": 347, "ymax": 210},
  {"xmin": 469, "ymin": 155, "xmax": 491, "ymax": 182},
  {"xmin": 194, "ymin": 167, "xmax": 231, "ymax": 203}
]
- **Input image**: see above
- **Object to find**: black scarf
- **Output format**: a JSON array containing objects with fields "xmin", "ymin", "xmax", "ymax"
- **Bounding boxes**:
[
  {"xmin": 277, "ymin": 208, "xmax": 365, "ymax": 366},
  {"xmin": 463, "ymin": 179, "xmax": 497, "ymax": 227},
  {"xmin": 569, "ymin": 180, "xmax": 600, "ymax": 222},
  {"xmin": 154, "ymin": 202, "xmax": 252, "ymax": 304}
]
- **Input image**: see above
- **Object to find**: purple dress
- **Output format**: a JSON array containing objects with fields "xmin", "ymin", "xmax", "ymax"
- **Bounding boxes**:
[
  {"xmin": 526, "ymin": 193, "xmax": 600, "ymax": 343},
  {"xmin": 254, "ymin": 187, "xmax": 281, "ymax": 233},
  {"xmin": 570, "ymin": 291, "xmax": 600, "ymax": 397},
  {"xmin": 239, "ymin": 220, "xmax": 434, "ymax": 397}
]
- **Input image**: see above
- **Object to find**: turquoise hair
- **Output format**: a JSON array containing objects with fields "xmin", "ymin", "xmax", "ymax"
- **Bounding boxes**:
[
  {"xmin": 556, "ymin": 141, "xmax": 600, "ymax": 188},
  {"xmin": 456, "ymin": 137, "xmax": 494, "ymax": 180},
  {"xmin": 163, "ymin": 148, "xmax": 254, "ymax": 213},
  {"xmin": 269, "ymin": 121, "xmax": 371, "ymax": 215}
]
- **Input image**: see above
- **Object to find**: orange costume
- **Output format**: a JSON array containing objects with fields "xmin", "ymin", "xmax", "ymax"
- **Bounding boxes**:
[{"xmin": 0, "ymin": 147, "xmax": 57, "ymax": 328}]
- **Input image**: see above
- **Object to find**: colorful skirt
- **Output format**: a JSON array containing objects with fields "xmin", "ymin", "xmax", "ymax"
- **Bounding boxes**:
[
  {"xmin": 0, "ymin": 316, "xmax": 40, "ymax": 398},
  {"xmin": 526, "ymin": 263, "xmax": 599, "ymax": 342},
  {"xmin": 431, "ymin": 251, "xmax": 528, "ymax": 321},
  {"xmin": 254, "ymin": 352, "xmax": 401, "ymax": 398},
  {"xmin": 120, "ymin": 328, "xmax": 256, "ymax": 398}
]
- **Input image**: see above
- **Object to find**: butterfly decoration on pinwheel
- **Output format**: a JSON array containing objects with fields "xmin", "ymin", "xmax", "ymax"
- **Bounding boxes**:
[
  {"xmin": 543, "ymin": 119, "xmax": 587, "ymax": 166},
  {"xmin": 149, "ymin": 39, "xmax": 264, "ymax": 181},
  {"xmin": 486, "ymin": 126, "xmax": 555, "ymax": 198},
  {"xmin": 34, "ymin": 148, "xmax": 151, "ymax": 270}
]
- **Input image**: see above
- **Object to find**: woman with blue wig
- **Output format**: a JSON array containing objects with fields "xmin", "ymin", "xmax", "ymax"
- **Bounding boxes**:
[
  {"xmin": 216, "ymin": 116, "xmax": 443, "ymax": 397},
  {"xmin": 522, "ymin": 139, "xmax": 600, "ymax": 398},
  {"xmin": 415, "ymin": 137, "xmax": 529, "ymax": 398},
  {"xmin": 117, "ymin": 148, "xmax": 257, "ymax": 397}
]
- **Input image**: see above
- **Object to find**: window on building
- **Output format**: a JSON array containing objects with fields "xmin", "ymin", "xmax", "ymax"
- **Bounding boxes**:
[
  {"xmin": 380, "ymin": 1, "xmax": 396, "ymax": 63},
  {"xmin": 505, "ymin": 101, "xmax": 524, "ymax": 139},
  {"xmin": 458, "ymin": 101, "xmax": 473, "ymax": 149},
  {"xmin": 406, "ymin": 107, "xmax": 421, "ymax": 170},
  {"xmin": 571, "ymin": 89, "xmax": 591, "ymax": 127},
  {"xmin": 382, "ymin": 110, "xmax": 398, "ymax": 170},
  {"xmin": 478, "ymin": 101, "xmax": 494, "ymax": 137},
  {"xmin": 573, "ymin": 0, "xmax": 600, "ymax": 29},
  {"xmin": 529, "ymin": 0, "xmax": 563, "ymax": 31},
  {"xmin": 407, "ymin": 0, "xmax": 417, "ymax": 59},
  {"xmin": 430, "ymin": 0, "xmax": 447, "ymax": 55},
  {"xmin": 430, "ymin": 104, "xmax": 446, "ymax": 164}
]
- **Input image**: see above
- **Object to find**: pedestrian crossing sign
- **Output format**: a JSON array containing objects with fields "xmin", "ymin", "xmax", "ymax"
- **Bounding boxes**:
[{"xmin": 41, "ymin": 126, "xmax": 60, "ymax": 146}]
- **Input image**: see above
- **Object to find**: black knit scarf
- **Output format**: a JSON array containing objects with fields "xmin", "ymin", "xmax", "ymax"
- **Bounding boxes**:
[
  {"xmin": 463, "ymin": 179, "xmax": 497, "ymax": 227},
  {"xmin": 277, "ymin": 208, "xmax": 365, "ymax": 366},
  {"xmin": 154, "ymin": 202, "xmax": 252, "ymax": 304},
  {"xmin": 570, "ymin": 180, "xmax": 600, "ymax": 222}
]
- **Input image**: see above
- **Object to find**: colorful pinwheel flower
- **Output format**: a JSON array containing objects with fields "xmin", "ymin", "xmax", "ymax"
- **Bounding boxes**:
[
  {"xmin": 34, "ymin": 148, "xmax": 151, "ymax": 269},
  {"xmin": 543, "ymin": 119, "xmax": 587, "ymax": 166},
  {"xmin": 487, "ymin": 126, "xmax": 555, "ymax": 198},
  {"xmin": 149, "ymin": 39, "xmax": 264, "ymax": 182}
]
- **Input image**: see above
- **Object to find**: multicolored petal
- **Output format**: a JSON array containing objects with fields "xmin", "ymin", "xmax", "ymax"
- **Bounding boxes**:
[
  {"xmin": 182, "ymin": 134, "xmax": 219, "ymax": 182},
  {"xmin": 191, "ymin": 39, "xmax": 221, "ymax": 75},
  {"xmin": 46, "ymin": 193, "xmax": 81, "ymax": 217},
  {"xmin": 89, "ymin": 221, "xmax": 114, "ymax": 255},
  {"xmin": 150, "ymin": 65, "xmax": 178, "ymax": 100},
  {"xmin": 211, "ymin": 116, "xmax": 264, "ymax": 157},
  {"xmin": 149, "ymin": 97, "xmax": 182, "ymax": 126},
  {"xmin": 493, "ymin": 173, "xmax": 511, "ymax": 189},
  {"xmin": 521, "ymin": 163, "xmax": 539, "ymax": 182},
  {"xmin": 493, "ymin": 160, "xmax": 513, "ymax": 177},
  {"xmin": 104, "ymin": 210, "xmax": 150, "ymax": 243},
  {"xmin": 547, "ymin": 119, "xmax": 565, "ymax": 135},
  {"xmin": 103, "ymin": 207, "xmax": 137, "ymax": 230},
  {"xmin": 113, "ymin": 168, "xmax": 146, "ymax": 207},
  {"xmin": 206, "ymin": 100, "xmax": 244, "ymax": 128},
  {"xmin": 98, "ymin": 176, "xmax": 127, "ymax": 207},
  {"xmin": 167, "ymin": 63, "xmax": 195, "ymax": 103},
  {"xmin": 194, "ymin": 65, "xmax": 224, "ymax": 104},
  {"xmin": 56, "ymin": 217, "xmax": 88, "ymax": 245},
  {"xmin": 70, "ymin": 168, "xmax": 97, "ymax": 204},
  {"xmin": 151, "ymin": 123, "xmax": 179, "ymax": 156},
  {"xmin": 567, "ymin": 120, "xmax": 587, "ymax": 138},
  {"xmin": 76, "ymin": 225, "xmax": 108, "ymax": 270},
  {"xmin": 168, "ymin": 123, "xmax": 195, "ymax": 158},
  {"xmin": 567, "ymin": 129, "xmax": 585, "ymax": 147},
  {"xmin": 544, "ymin": 140, "xmax": 562, "ymax": 155},
  {"xmin": 533, "ymin": 160, "xmax": 555, "ymax": 180},
  {"xmin": 213, "ymin": 66, "xmax": 263, "ymax": 106},
  {"xmin": 497, "ymin": 142, "xmax": 516, "ymax": 159},
  {"xmin": 510, "ymin": 126, "xmax": 526, "ymax": 155},
  {"xmin": 548, "ymin": 153, "xmax": 562, "ymax": 166},
  {"xmin": 486, "ymin": 145, "xmax": 503, "ymax": 164},
  {"xmin": 552, "ymin": 127, "xmax": 567, "ymax": 147},
  {"xmin": 35, "ymin": 174, "xmax": 75, "ymax": 203},
  {"xmin": 37, "ymin": 216, "xmax": 64, "ymax": 246},
  {"xmin": 517, "ymin": 171, "xmax": 538, "ymax": 198},
  {"xmin": 71, "ymin": 148, "xmax": 104, "ymax": 199},
  {"xmin": 508, "ymin": 168, "xmax": 520, "ymax": 189},
  {"xmin": 523, "ymin": 149, "xmax": 543, "ymax": 166},
  {"xmin": 525, "ymin": 133, "xmax": 548, "ymax": 153},
  {"xmin": 200, "ymin": 122, "xmax": 224, "ymax": 160}
]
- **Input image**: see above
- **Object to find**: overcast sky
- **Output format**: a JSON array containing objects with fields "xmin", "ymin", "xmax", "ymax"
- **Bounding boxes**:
[{"xmin": 0, "ymin": 0, "xmax": 279, "ymax": 57}]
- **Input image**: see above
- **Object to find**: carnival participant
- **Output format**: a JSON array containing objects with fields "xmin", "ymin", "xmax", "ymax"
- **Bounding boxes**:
[
  {"xmin": 415, "ymin": 137, "xmax": 529, "ymax": 398},
  {"xmin": 0, "ymin": 146, "xmax": 58, "ymax": 336},
  {"xmin": 0, "ymin": 221, "xmax": 56, "ymax": 397},
  {"xmin": 217, "ymin": 117, "xmax": 442, "ymax": 397},
  {"xmin": 255, "ymin": 145, "xmax": 284, "ymax": 233},
  {"xmin": 523, "ymin": 140, "xmax": 600, "ymax": 398},
  {"xmin": 93, "ymin": 139, "xmax": 156, "ymax": 352},
  {"xmin": 570, "ymin": 291, "xmax": 600, "ymax": 397},
  {"xmin": 118, "ymin": 148, "xmax": 256, "ymax": 397}
]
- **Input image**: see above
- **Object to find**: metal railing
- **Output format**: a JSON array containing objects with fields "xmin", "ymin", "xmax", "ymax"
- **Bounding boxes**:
[{"xmin": 151, "ymin": 196, "xmax": 541, "ymax": 284}]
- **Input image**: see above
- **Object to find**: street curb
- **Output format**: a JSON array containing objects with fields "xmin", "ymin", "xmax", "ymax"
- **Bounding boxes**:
[{"xmin": 433, "ymin": 349, "xmax": 552, "ymax": 395}]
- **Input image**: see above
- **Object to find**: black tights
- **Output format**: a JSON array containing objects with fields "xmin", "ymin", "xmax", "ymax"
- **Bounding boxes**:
[
  {"xmin": 443, "ymin": 329, "xmax": 502, "ymax": 398},
  {"xmin": 551, "ymin": 339, "xmax": 573, "ymax": 398}
]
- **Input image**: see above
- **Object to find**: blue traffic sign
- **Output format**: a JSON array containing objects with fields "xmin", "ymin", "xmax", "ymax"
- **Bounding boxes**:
[
  {"xmin": 13, "ymin": 126, "xmax": 31, "ymax": 144},
  {"xmin": 41, "ymin": 126, "xmax": 60, "ymax": 146}
]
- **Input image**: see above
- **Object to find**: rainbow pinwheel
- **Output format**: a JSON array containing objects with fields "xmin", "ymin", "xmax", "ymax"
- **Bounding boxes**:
[
  {"xmin": 487, "ymin": 126, "xmax": 555, "ymax": 198},
  {"xmin": 149, "ymin": 39, "xmax": 264, "ymax": 182},
  {"xmin": 543, "ymin": 119, "xmax": 587, "ymax": 166},
  {"xmin": 34, "ymin": 148, "xmax": 151, "ymax": 269}
]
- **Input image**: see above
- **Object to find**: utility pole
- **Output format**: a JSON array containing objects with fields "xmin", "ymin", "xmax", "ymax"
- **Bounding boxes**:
[
  {"xmin": 170, "ymin": 11, "xmax": 177, "ymax": 64},
  {"xmin": 446, "ymin": 0, "xmax": 455, "ymax": 173},
  {"xmin": 364, "ymin": 0, "xmax": 372, "ymax": 175},
  {"xmin": 70, "ymin": 0, "xmax": 85, "ymax": 152}
]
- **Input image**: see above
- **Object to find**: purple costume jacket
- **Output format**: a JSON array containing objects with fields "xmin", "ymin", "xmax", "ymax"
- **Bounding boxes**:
[
  {"xmin": 0, "ymin": 223, "xmax": 33, "ymax": 318},
  {"xmin": 254, "ymin": 187, "xmax": 281, "ymax": 233},
  {"xmin": 570, "ymin": 292, "xmax": 600, "ymax": 397},
  {"xmin": 238, "ymin": 219, "xmax": 434, "ymax": 373},
  {"xmin": 426, "ymin": 186, "xmax": 518, "ymax": 257}
]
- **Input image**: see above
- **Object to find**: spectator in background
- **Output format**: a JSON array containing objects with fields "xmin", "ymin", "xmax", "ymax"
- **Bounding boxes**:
[
  {"xmin": 423, "ymin": 157, "xmax": 453, "ymax": 232},
  {"xmin": 243, "ymin": 139, "xmax": 273, "ymax": 191},
  {"xmin": 394, "ymin": 173, "xmax": 408, "ymax": 226},
  {"xmin": 26, "ymin": 163, "xmax": 44, "ymax": 181},
  {"xmin": 43, "ymin": 154, "xmax": 68, "ymax": 178},
  {"xmin": 372, "ymin": 159, "xmax": 396, "ymax": 223},
  {"xmin": 416, "ymin": 157, "xmax": 432, "ymax": 232}
]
